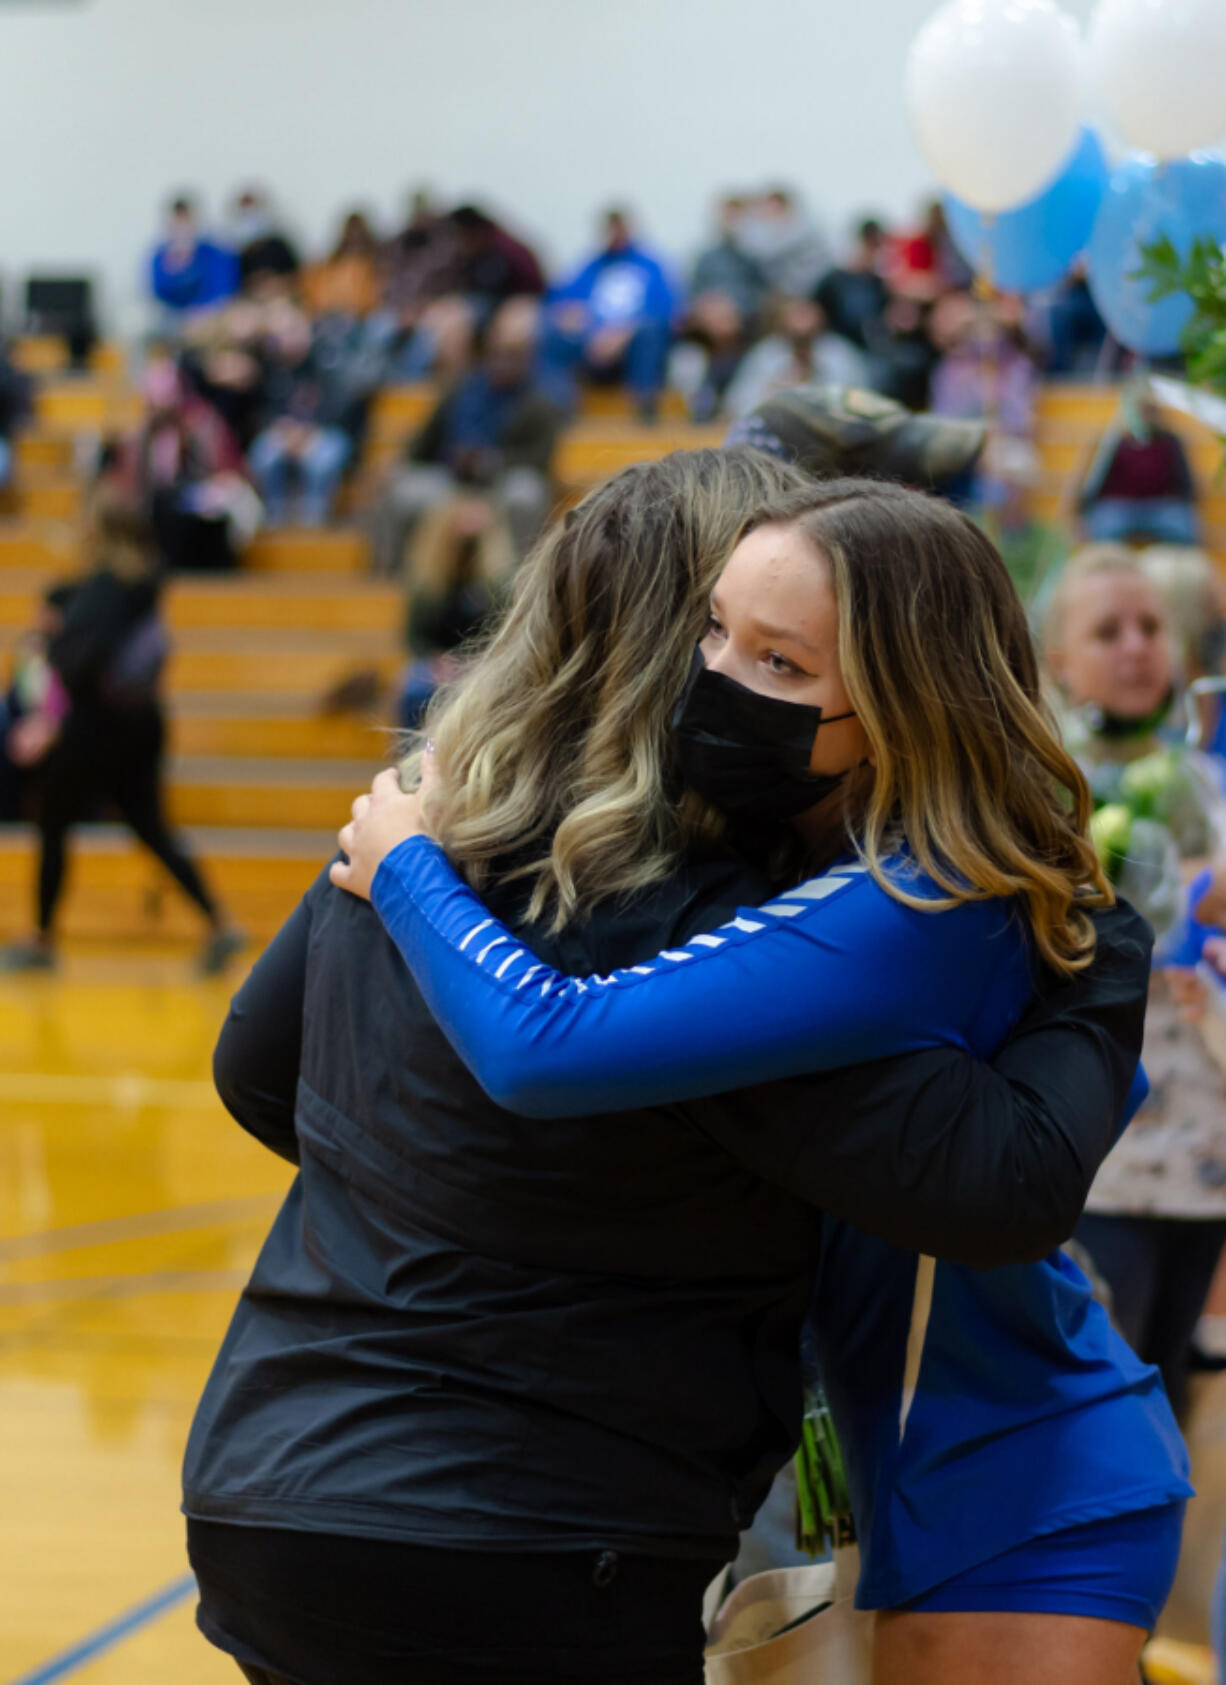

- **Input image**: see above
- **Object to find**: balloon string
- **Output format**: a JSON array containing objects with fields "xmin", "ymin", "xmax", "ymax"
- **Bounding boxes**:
[{"xmin": 974, "ymin": 217, "xmax": 1001, "ymax": 546}]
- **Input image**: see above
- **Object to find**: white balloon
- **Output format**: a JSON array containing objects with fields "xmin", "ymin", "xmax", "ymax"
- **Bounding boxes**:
[
  {"xmin": 907, "ymin": 0, "xmax": 1085, "ymax": 213},
  {"xmin": 1090, "ymin": 0, "xmax": 1226, "ymax": 161}
]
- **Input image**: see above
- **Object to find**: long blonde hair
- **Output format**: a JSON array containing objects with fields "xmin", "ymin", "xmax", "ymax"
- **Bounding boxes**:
[
  {"xmin": 749, "ymin": 478, "xmax": 1112, "ymax": 974},
  {"xmin": 405, "ymin": 447, "xmax": 810, "ymax": 927}
]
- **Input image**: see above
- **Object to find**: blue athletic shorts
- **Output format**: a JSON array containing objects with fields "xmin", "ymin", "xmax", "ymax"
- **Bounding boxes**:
[{"xmin": 903, "ymin": 1503, "xmax": 1186, "ymax": 1630}]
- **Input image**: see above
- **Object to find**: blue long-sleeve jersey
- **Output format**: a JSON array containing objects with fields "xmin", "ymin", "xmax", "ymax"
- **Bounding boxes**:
[{"xmin": 369, "ymin": 838, "xmax": 1191, "ymax": 1606}]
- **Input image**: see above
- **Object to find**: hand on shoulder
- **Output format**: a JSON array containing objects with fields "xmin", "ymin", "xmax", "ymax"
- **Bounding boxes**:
[{"xmin": 330, "ymin": 763, "xmax": 432, "ymax": 901}]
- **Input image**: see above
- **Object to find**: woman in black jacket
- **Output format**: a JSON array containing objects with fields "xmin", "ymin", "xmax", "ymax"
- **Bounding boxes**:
[
  {"xmin": 187, "ymin": 450, "xmax": 1150, "ymax": 1685},
  {"xmin": 1, "ymin": 497, "xmax": 243, "ymax": 974}
]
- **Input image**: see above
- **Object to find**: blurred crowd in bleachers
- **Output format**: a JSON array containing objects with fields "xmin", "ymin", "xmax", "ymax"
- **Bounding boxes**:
[
  {"xmin": 119, "ymin": 182, "xmax": 1139, "ymax": 559},
  {"xmin": 0, "ymin": 178, "xmax": 1209, "ymax": 758}
]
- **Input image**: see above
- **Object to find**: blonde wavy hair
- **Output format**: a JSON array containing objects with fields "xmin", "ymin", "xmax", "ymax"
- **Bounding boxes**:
[
  {"xmin": 402, "ymin": 447, "xmax": 810, "ymax": 928},
  {"xmin": 746, "ymin": 478, "xmax": 1112, "ymax": 974}
]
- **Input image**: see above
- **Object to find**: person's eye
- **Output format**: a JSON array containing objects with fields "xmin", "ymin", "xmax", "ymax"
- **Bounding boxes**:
[
  {"xmin": 705, "ymin": 612, "xmax": 727, "ymax": 639},
  {"xmin": 764, "ymin": 651, "xmax": 799, "ymax": 676}
]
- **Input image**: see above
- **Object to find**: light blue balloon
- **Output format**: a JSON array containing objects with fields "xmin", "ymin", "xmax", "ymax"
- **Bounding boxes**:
[
  {"xmin": 944, "ymin": 129, "xmax": 1108, "ymax": 294},
  {"xmin": 1086, "ymin": 151, "xmax": 1226, "ymax": 356}
]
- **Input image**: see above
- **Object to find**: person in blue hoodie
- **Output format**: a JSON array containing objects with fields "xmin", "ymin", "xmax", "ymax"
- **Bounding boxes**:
[
  {"xmin": 539, "ymin": 207, "xmax": 677, "ymax": 418},
  {"xmin": 150, "ymin": 196, "xmax": 240, "ymax": 324}
]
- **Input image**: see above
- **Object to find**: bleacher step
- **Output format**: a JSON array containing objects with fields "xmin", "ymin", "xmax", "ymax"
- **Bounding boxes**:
[
  {"xmin": 0, "ymin": 824, "xmax": 336, "ymax": 944},
  {"xmin": 166, "ymin": 756, "xmax": 384, "ymax": 830},
  {"xmin": 169, "ymin": 698, "xmax": 395, "ymax": 761},
  {"xmin": 246, "ymin": 530, "xmax": 371, "ymax": 574}
]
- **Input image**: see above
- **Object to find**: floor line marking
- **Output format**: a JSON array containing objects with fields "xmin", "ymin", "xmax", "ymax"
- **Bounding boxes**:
[
  {"xmin": 0, "ymin": 1195, "xmax": 282, "ymax": 1262},
  {"xmin": 0, "ymin": 1230, "xmax": 259, "ymax": 1355},
  {"xmin": 0, "ymin": 1267, "xmax": 251, "ymax": 1305},
  {"xmin": 4, "ymin": 1573, "xmax": 196, "ymax": 1685},
  {"xmin": 0, "ymin": 1072, "xmax": 221, "ymax": 1109}
]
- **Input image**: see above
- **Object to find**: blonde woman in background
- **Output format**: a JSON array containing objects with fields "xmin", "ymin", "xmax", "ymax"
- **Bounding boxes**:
[{"xmin": 1045, "ymin": 544, "xmax": 1226, "ymax": 1423}]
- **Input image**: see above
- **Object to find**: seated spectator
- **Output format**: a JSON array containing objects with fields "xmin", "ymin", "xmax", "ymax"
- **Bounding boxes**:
[
  {"xmin": 930, "ymin": 294, "xmax": 1041, "ymax": 526},
  {"xmin": 0, "ymin": 343, "xmax": 32, "ymax": 492},
  {"xmin": 670, "ymin": 291, "xmax": 753, "ymax": 423},
  {"xmin": 150, "ymin": 196, "xmax": 240, "ymax": 324},
  {"xmin": 247, "ymin": 312, "xmax": 376, "ymax": 527},
  {"xmin": 377, "ymin": 194, "xmax": 479, "ymax": 381},
  {"xmin": 539, "ymin": 207, "xmax": 678, "ymax": 419},
  {"xmin": 449, "ymin": 204, "xmax": 546, "ymax": 314},
  {"xmin": 396, "ymin": 493, "xmax": 516, "ymax": 728},
  {"xmin": 672, "ymin": 197, "xmax": 768, "ymax": 420},
  {"xmin": 230, "ymin": 187, "xmax": 301, "ymax": 292},
  {"xmin": 302, "ymin": 210, "xmax": 383, "ymax": 321},
  {"xmin": 113, "ymin": 353, "xmax": 256, "ymax": 571},
  {"xmin": 180, "ymin": 301, "xmax": 280, "ymax": 452},
  {"xmin": 737, "ymin": 187, "xmax": 830, "ymax": 298},
  {"xmin": 370, "ymin": 300, "xmax": 561, "ymax": 575},
  {"xmin": 864, "ymin": 292, "xmax": 940, "ymax": 411},
  {"xmin": 1034, "ymin": 264, "xmax": 1111, "ymax": 379},
  {"xmin": 887, "ymin": 198, "xmax": 972, "ymax": 299},
  {"xmin": 815, "ymin": 218, "xmax": 890, "ymax": 349},
  {"xmin": 689, "ymin": 196, "xmax": 769, "ymax": 329},
  {"xmin": 723, "ymin": 297, "xmax": 867, "ymax": 419},
  {"xmin": 1078, "ymin": 395, "xmax": 1201, "ymax": 546}
]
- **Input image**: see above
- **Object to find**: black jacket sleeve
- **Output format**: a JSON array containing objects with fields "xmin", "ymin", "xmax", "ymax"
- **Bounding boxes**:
[
  {"xmin": 212, "ymin": 868, "xmax": 330, "ymax": 1163},
  {"xmin": 695, "ymin": 898, "xmax": 1153, "ymax": 1269}
]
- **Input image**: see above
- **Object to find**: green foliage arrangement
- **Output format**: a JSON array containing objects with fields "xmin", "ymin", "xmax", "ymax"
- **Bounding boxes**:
[{"xmin": 1135, "ymin": 235, "xmax": 1226, "ymax": 398}]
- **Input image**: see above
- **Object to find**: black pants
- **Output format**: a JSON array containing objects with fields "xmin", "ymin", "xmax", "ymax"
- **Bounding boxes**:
[
  {"xmin": 37, "ymin": 702, "xmax": 216, "ymax": 935},
  {"xmin": 1075, "ymin": 1210, "xmax": 1226, "ymax": 1420},
  {"xmin": 188, "ymin": 1520, "xmax": 713, "ymax": 1685}
]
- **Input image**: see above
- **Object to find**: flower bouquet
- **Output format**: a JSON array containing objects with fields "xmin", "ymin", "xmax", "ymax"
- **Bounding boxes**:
[{"xmin": 793, "ymin": 1384, "xmax": 855, "ymax": 1558}]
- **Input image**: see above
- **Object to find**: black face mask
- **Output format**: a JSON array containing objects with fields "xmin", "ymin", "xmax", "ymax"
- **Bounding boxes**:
[
  {"xmin": 672, "ymin": 648, "xmax": 857, "ymax": 822},
  {"xmin": 1080, "ymin": 690, "xmax": 1176, "ymax": 741}
]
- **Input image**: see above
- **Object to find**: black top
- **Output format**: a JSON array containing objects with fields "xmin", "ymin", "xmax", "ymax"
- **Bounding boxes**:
[
  {"xmin": 185, "ymin": 856, "xmax": 1149, "ymax": 1561},
  {"xmin": 48, "ymin": 569, "xmax": 160, "ymax": 706}
]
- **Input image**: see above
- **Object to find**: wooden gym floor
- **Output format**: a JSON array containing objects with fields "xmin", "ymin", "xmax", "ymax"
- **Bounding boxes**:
[{"xmin": 0, "ymin": 947, "xmax": 293, "ymax": 1684}]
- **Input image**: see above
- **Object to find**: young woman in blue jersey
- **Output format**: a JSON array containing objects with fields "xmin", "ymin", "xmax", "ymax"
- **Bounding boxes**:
[{"xmin": 337, "ymin": 476, "xmax": 1191, "ymax": 1685}]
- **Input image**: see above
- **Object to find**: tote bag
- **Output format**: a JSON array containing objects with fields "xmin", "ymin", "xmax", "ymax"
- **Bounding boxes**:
[{"xmin": 704, "ymin": 1546, "xmax": 874, "ymax": 1685}]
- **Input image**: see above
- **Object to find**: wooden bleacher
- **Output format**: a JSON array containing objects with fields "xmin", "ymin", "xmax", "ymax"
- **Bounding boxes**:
[{"xmin": 0, "ymin": 358, "xmax": 1222, "ymax": 949}]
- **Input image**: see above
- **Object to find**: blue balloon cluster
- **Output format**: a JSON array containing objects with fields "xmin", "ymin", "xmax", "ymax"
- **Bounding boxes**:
[
  {"xmin": 942, "ymin": 130, "xmax": 1226, "ymax": 356},
  {"xmin": 944, "ymin": 130, "xmax": 1108, "ymax": 295},
  {"xmin": 1085, "ymin": 152, "xmax": 1226, "ymax": 357}
]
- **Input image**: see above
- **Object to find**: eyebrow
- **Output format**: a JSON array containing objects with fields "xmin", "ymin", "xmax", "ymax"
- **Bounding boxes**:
[
  {"xmin": 712, "ymin": 593, "xmax": 824, "ymax": 658},
  {"xmin": 751, "ymin": 619, "xmax": 823, "ymax": 656}
]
